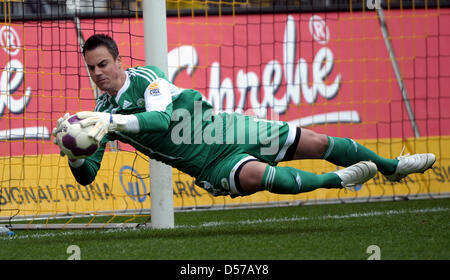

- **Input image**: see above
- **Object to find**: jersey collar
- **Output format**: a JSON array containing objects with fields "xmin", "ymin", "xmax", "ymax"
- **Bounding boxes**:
[{"xmin": 114, "ymin": 71, "xmax": 131, "ymax": 104}]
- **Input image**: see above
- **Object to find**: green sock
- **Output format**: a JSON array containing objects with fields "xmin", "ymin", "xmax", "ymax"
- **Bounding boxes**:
[
  {"xmin": 262, "ymin": 165, "xmax": 342, "ymax": 194},
  {"xmin": 322, "ymin": 136, "xmax": 398, "ymax": 175}
]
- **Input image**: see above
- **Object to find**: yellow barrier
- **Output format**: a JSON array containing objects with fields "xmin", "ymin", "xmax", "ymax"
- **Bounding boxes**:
[{"xmin": 0, "ymin": 136, "xmax": 448, "ymax": 218}]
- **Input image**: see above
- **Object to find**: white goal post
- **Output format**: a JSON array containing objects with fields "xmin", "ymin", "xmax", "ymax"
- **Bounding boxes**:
[{"xmin": 142, "ymin": 0, "xmax": 175, "ymax": 229}]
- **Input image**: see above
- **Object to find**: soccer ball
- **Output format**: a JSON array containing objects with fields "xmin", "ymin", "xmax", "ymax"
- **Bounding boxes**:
[{"xmin": 55, "ymin": 115, "xmax": 99, "ymax": 159}]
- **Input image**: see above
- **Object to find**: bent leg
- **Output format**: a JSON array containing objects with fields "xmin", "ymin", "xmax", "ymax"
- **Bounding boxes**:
[
  {"xmin": 238, "ymin": 160, "xmax": 342, "ymax": 195},
  {"xmin": 291, "ymin": 128, "xmax": 398, "ymax": 175},
  {"xmin": 321, "ymin": 136, "xmax": 398, "ymax": 175}
]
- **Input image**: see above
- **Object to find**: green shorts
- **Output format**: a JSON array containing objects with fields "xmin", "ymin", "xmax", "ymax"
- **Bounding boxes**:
[{"xmin": 195, "ymin": 113, "xmax": 300, "ymax": 197}]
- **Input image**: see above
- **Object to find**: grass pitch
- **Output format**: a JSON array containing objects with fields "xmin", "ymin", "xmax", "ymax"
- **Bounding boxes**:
[{"xmin": 1, "ymin": 198, "xmax": 449, "ymax": 260}]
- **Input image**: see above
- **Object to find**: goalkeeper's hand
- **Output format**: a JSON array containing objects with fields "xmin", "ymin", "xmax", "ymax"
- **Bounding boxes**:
[
  {"xmin": 52, "ymin": 112, "xmax": 77, "ymax": 160},
  {"xmin": 76, "ymin": 111, "xmax": 128, "ymax": 141}
]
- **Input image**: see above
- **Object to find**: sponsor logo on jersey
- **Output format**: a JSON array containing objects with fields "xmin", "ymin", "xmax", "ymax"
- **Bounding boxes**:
[
  {"xmin": 221, "ymin": 178, "xmax": 230, "ymax": 191},
  {"xmin": 148, "ymin": 82, "xmax": 161, "ymax": 96},
  {"xmin": 137, "ymin": 98, "xmax": 145, "ymax": 107},
  {"xmin": 122, "ymin": 99, "xmax": 132, "ymax": 109}
]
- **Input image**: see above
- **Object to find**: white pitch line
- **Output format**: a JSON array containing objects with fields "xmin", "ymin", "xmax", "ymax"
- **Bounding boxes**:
[
  {"xmin": 177, "ymin": 206, "xmax": 449, "ymax": 229},
  {"xmin": 1, "ymin": 207, "xmax": 448, "ymax": 240}
]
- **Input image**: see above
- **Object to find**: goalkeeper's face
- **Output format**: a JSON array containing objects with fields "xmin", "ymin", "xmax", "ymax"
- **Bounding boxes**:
[{"xmin": 85, "ymin": 46, "xmax": 126, "ymax": 96}]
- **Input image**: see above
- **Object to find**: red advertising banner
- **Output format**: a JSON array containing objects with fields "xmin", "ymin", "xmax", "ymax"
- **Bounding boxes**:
[
  {"xmin": 0, "ymin": 20, "xmax": 92, "ymax": 157},
  {"xmin": 0, "ymin": 9, "xmax": 449, "ymax": 217},
  {"xmin": 0, "ymin": 9, "xmax": 449, "ymax": 157},
  {"xmin": 161, "ymin": 10, "xmax": 450, "ymax": 139}
]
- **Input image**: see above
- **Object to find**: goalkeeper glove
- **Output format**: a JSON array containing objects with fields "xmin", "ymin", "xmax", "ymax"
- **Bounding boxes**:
[
  {"xmin": 76, "ymin": 111, "xmax": 139, "ymax": 142},
  {"xmin": 52, "ymin": 112, "xmax": 70, "ymax": 136},
  {"xmin": 52, "ymin": 112, "xmax": 77, "ymax": 160}
]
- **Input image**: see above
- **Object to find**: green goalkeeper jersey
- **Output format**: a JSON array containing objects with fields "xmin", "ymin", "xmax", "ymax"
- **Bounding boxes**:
[
  {"xmin": 70, "ymin": 65, "xmax": 218, "ymax": 185},
  {"xmin": 70, "ymin": 65, "xmax": 294, "ymax": 195}
]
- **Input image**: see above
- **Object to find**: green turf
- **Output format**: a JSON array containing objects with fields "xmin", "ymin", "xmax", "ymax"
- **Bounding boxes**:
[{"xmin": 1, "ymin": 198, "xmax": 449, "ymax": 260}]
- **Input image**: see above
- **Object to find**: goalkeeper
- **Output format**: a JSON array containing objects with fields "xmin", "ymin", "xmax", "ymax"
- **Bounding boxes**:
[{"xmin": 53, "ymin": 34, "xmax": 435, "ymax": 197}]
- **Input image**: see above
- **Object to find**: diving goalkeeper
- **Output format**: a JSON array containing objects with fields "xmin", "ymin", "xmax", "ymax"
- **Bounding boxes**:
[{"xmin": 53, "ymin": 34, "xmax": 435, "ymax": 197}]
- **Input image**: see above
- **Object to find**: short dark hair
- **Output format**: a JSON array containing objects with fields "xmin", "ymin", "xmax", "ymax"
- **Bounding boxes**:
[{"xmin": 82, "ymin": 34, "xmax": 119, "ymax": 59}]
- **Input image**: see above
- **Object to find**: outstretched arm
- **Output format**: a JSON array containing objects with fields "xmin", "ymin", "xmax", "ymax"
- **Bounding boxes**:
[
  {"xmin": 68, "ymin": 135, "xmax": 109, "ymax": 186},
  {"xmin": 52, "ymin": 114, "xmax": 109, "ymax": 186},
  {"xmin": 77, "ymin": 76, "xmax": 175, "ymax": 136}
]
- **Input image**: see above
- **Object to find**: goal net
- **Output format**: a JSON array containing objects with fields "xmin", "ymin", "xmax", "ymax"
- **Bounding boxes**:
[{"xmin": 0, "ymin": 0, "xmax": 449, "ymax": 229}]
